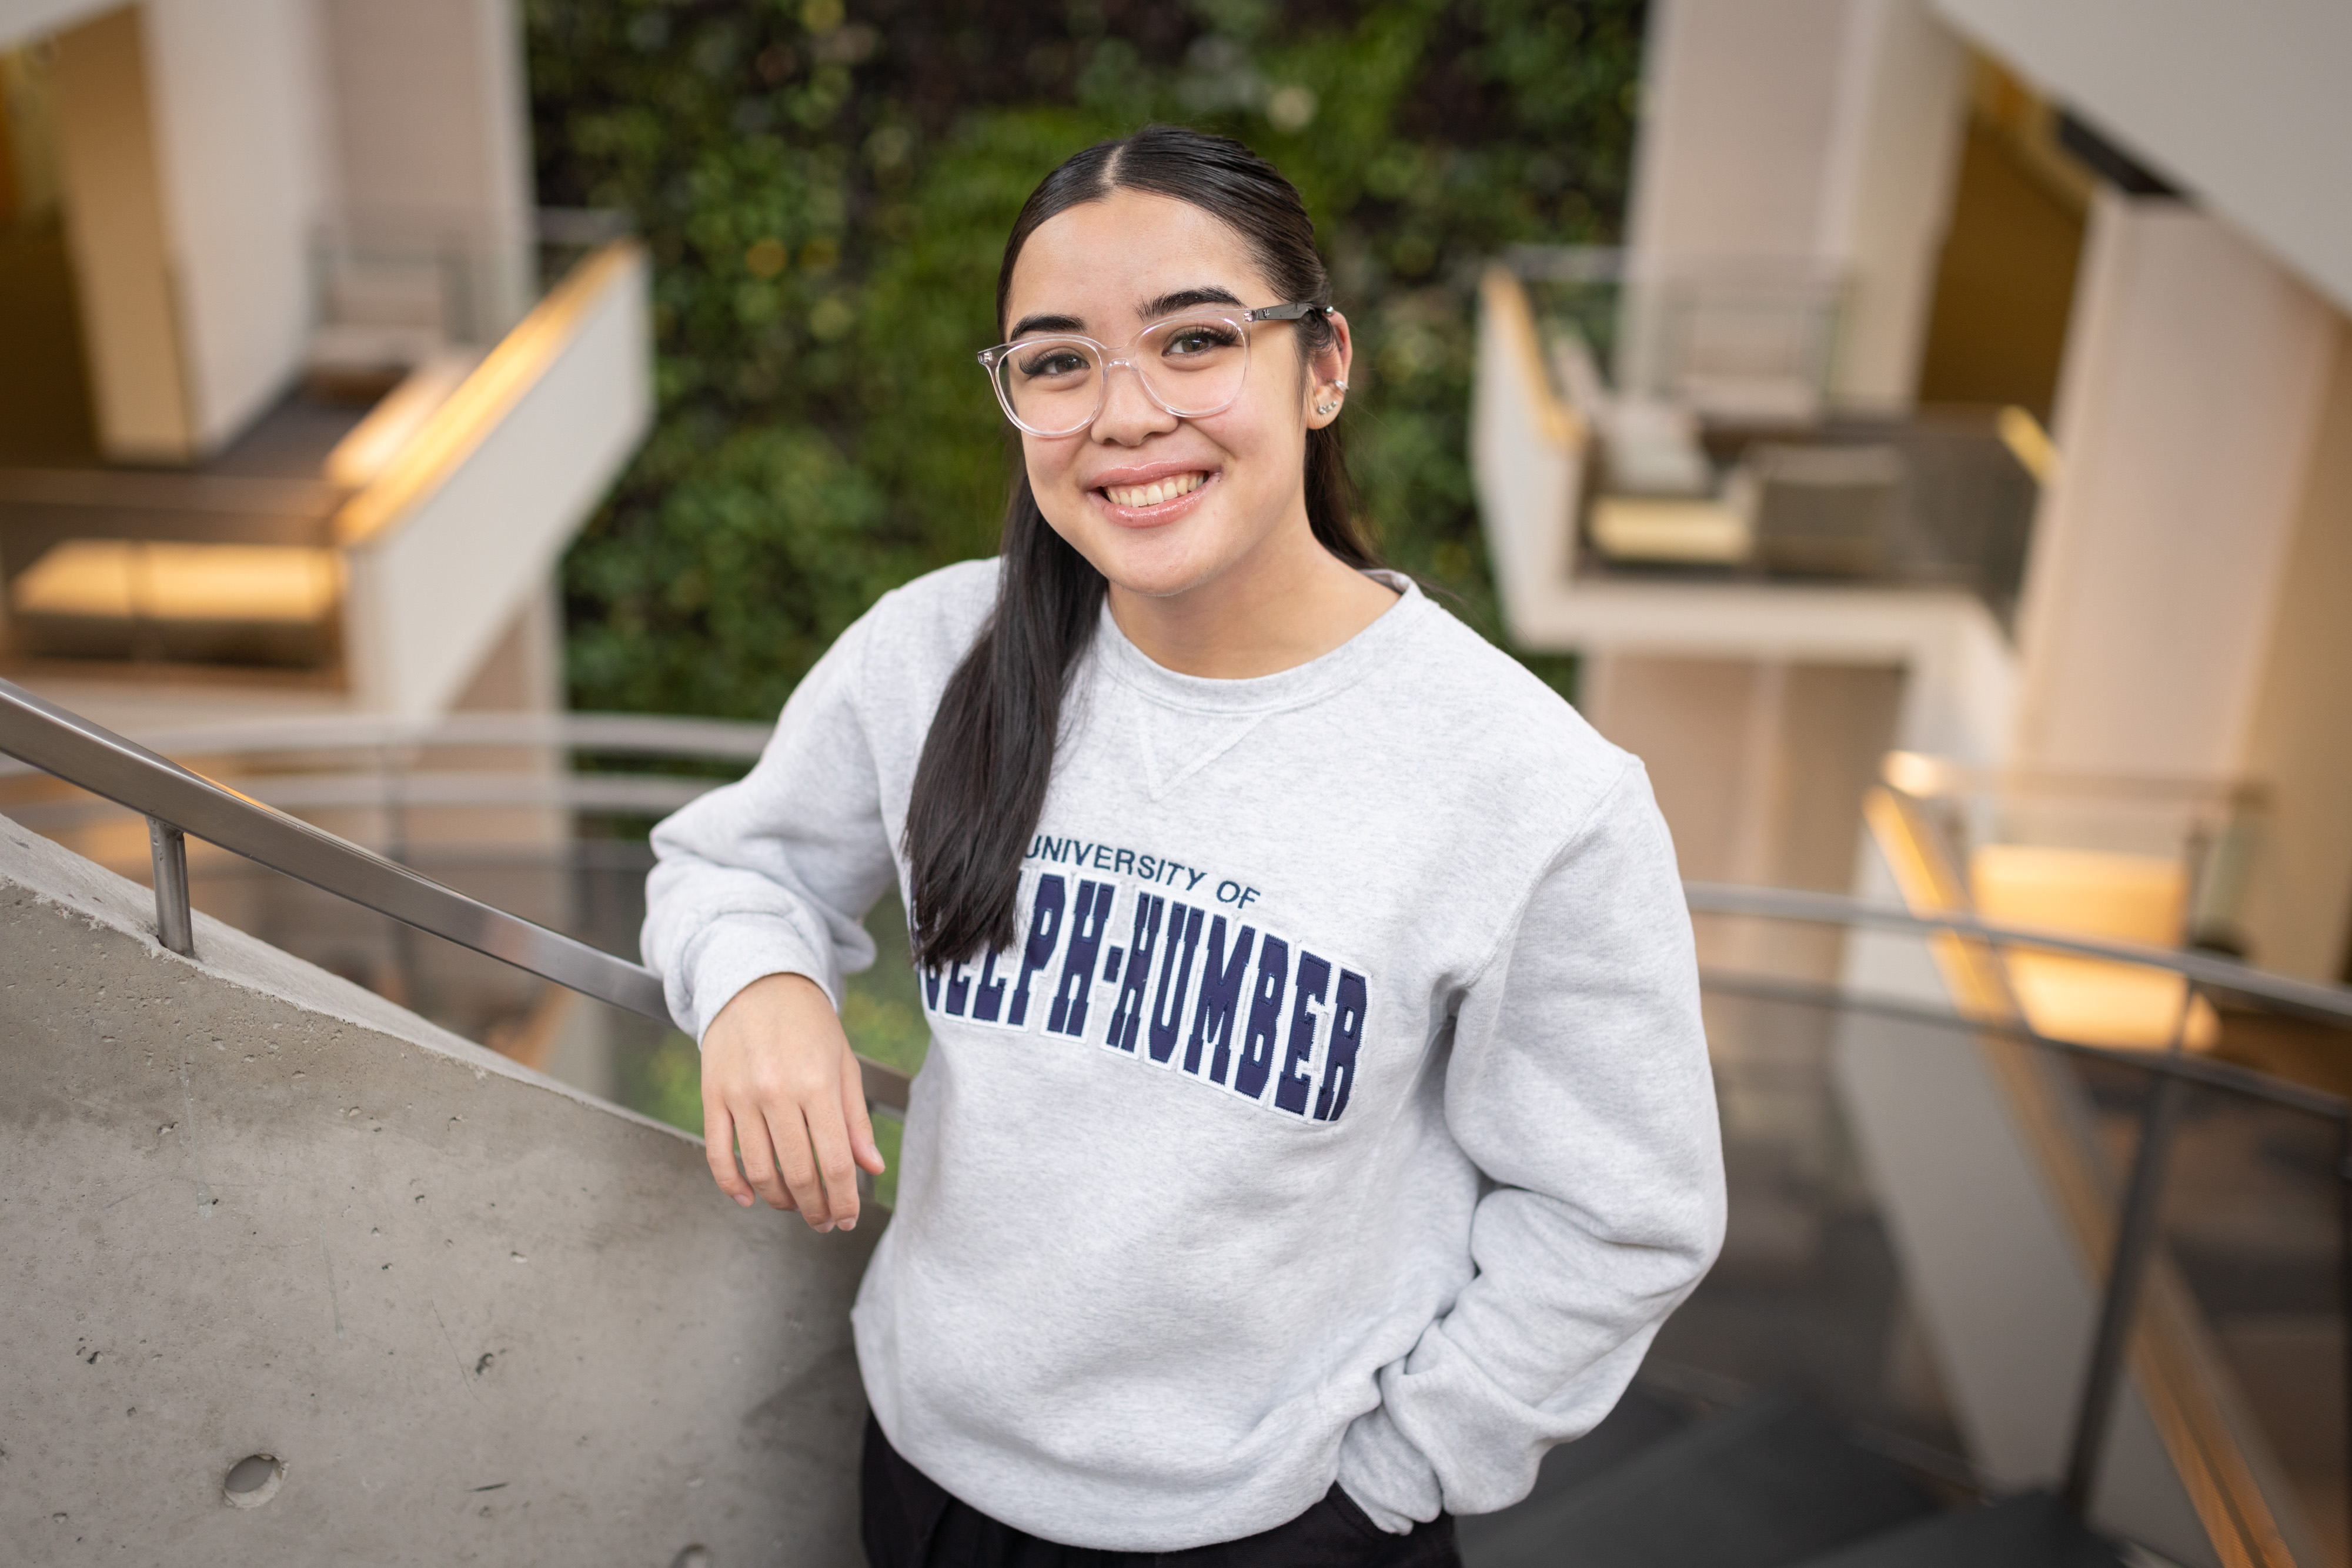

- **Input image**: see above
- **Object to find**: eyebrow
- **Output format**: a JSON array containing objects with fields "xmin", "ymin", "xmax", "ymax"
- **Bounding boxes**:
[
  {"xmin": 1140, "ymin": 285, "xmax": 1244, "ymax": 319},
  {"xmin": 1006, "ymin": 285, "xmax": 1247, "ymax": 342},
  {"xmin": 1008, "ymin": 311, "xmax": 1084, "ymax": 339}
]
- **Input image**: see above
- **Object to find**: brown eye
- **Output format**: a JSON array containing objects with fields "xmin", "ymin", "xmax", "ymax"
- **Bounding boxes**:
[
  {"xmin": 1162, "ymin": 324, "xmax": 1240, "ymax": 358},
  {"xmin": 1018, "ymin": 347, "xmax": 1093, "ymax": 379}
]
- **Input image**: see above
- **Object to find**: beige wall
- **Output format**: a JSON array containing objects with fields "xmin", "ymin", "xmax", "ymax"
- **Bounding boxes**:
[
  {"xmin": 2012, "ymin": 192, "xmax": 2336, "ymax": 778},
  {"xmin": 49, "ymin": 0, "xmax": 324, "ymax": 460},
  {"xmin": 142, "ymin": 0, "xmax": 324, "ymax": 450},
  {"xmin": 50, "ymin": 5, "xmax": 195, "ymax": 460},
  {"xmin": 315, "ymin": 0, "xmax": 536, "ymax": 337},
  {"xmin": 1626, "ymin": 0, "xmax": 1968, "ymax": 410},
  {"xmin": 2237, "ymin": 321, "xmax": 2352, "ymax": 980},
  {"xmin": 1578, "ymin": 653, "xmax": 1904, "ymax": 978}
]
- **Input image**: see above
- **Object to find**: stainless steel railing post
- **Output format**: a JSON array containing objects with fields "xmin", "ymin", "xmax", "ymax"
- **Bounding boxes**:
[
  {"xmin": 146, "ymin": 815, "xmax": 194, "ymax": 957},
  {"xmin": 2061, "ymin": 980, "xmax": 2204, "ymax": 1519}
]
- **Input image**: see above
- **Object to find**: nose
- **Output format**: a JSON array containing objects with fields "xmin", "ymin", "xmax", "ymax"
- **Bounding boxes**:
[{"xmin": 1090, "ymin": 356, "xmax": 1178, "ymax": 445}]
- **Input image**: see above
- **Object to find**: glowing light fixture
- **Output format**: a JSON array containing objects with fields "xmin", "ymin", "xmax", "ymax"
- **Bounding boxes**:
[{"xmin": 10, "ymin": 540, "xmax": 343, "ymax": 624}]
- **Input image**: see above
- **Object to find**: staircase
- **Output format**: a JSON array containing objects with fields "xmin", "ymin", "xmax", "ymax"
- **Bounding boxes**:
[{"xmin": 1460, "ymin": 1388, "xmax": 2129, "ymax": 1568}]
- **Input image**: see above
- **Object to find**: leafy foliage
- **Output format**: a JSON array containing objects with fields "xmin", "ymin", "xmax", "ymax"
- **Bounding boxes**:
[{"xmin": 529, "ymin": 0, "xmax": 1645, "ymax": 719}]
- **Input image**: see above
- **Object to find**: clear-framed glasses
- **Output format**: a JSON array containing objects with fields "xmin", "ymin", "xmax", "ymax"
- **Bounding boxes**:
[{"xmin": 976, "ymin": 301, "xmax": 1331, "ymax": 437}]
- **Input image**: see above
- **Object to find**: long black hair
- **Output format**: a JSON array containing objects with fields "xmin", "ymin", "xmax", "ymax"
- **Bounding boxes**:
[{"xmin": 904, "ymin": 125, "xmax": 1382, "ymax": 966}]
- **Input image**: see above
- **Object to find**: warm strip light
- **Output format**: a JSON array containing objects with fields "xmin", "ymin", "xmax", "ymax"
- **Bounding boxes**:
[
  {"xmin": 333, "ymin": 239, "xmax": 647, "ymax": 546},
  {"xmin": 323, "ymin": 350, "xmax": 483, "ymax": 487},
  {"xmin": 9, "ymin": 540, "xmax": 342, "ymax": 624},
  {"xmin": 1997, "ymin": 404, "xmax": 2059, "ymax": 484}
]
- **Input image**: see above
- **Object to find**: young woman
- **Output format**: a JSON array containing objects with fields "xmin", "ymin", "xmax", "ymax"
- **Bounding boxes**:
[{"xmin": 644, "ymin": 125, "xmax": 1723, "ymax": 1567}]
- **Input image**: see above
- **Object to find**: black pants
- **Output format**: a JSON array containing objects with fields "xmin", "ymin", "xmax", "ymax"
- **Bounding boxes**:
[{"xmin": 861, "ymin": 1415, "xmax": 1461, "ymax": 1568}]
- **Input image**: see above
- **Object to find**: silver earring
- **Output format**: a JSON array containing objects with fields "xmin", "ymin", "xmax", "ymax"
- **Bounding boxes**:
[{"xmin": 1316, "ymin": 379, "xmax": 1347, "ymax": 417}]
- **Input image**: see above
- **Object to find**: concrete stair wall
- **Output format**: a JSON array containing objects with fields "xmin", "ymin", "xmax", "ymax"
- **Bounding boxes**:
[{"xmin": 0, "ymin": 811, "xmax": 872, "ymax": 1566}]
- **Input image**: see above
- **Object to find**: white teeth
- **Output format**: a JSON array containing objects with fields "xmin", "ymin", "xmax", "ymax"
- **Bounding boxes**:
[{"xmin": 1105, "ymin": 472, "xmax": 1205, "ymax": 509}]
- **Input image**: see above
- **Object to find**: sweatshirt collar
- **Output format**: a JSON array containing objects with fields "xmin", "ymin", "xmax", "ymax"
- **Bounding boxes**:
[{"xmin": 1092, "ymin": 570, "xmax": 1429, "ymax": 715}]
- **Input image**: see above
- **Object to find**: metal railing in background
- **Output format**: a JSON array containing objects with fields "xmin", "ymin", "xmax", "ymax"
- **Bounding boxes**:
[
  {"xmin": 0, "ymin": 677, "xmax": 910, "ymax": 1109},
  {"xmin": 1688, "ymin": 880, "xmax": 2352, "ymax": 1567},
  {"xmin": 2, "ymin": 677, "xmax": 2346, "ymax": 1561}
]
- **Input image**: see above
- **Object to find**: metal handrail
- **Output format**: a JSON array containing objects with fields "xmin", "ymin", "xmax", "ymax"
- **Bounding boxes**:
[
  {"xmin": 0, "ymin": 678, "xmax": 909, "ymax": 1109},
  {"xmin": 0, "ymin": 710, "xmax": 773, "ymax": 779},
  {"xmin": 1684, "ymin": 880, "xmax": 2352, "ymax": 1025},
  {"xmin": 5, "ymin": 674, "xmax": 2344, "ymax": 1122}
]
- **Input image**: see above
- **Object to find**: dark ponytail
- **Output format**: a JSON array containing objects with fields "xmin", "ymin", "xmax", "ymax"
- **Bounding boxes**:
[{"xmin": 904, "ymin": 125, "xmax": 1381, "ymax": 965}]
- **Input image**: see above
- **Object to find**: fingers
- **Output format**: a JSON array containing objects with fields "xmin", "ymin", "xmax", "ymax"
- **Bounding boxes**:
[
  {"xmin": 733, "ymin": 1102, "xmax": 801, "ymax": 1213},
  {"xmin": 699, "ymin": 972, "xmax": 874, "ymax": 1233},
  {"xmin": 703, "ymin": 1101, "xmax": 756, "ymax": 1208},
  {"xmin": 801, "ymin": 1095, "xmax": 863, "ymax": 1233},
  {"xmin": 841, "ymin": 1045, "xmax": 886, "ymax": 1177}
]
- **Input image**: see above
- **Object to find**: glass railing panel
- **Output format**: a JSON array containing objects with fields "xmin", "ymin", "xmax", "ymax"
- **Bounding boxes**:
[{"xmin": 1673, "ymin": 975, "xmax": 1980, "ymax": 1477}]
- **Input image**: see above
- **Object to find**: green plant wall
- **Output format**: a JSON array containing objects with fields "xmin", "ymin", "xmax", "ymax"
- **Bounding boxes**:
[{"xmin": 529, "ymin": 0, "xmax": 1644, "ymax": 721}]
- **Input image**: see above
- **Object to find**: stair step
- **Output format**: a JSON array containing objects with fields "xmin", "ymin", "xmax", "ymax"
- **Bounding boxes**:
[
  {"xmin": 1790, "ymin": 1491, "xmax": 2126, "ymax": 1568},
  {"xmin": 1464, "ymin": 1392, "xmax": 1940, "ymax": 1568}
]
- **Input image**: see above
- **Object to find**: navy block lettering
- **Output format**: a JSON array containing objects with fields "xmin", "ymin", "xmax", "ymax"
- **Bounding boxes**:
[
  {"xmin": 1007, "ymin": 875, "xmax": 1066, "ymax": 1028},
  {"xmin": 1276, "ymin": 952, "xmax": 1331, "ymax": 1114},
  {"xmin": 1232, "ymin": 935, "xmax": 1291, "ymax": 1101},
  {"xmin": 944, "ymin": 959, "xmax": 973, "ymax": 1017},
  {"xmin": 1047, "ymin": 880, "xmax": 1113, "ymax": 1037},
  {"xmin": 1186, "ymin": 917, "xmax": 1256, "ymax": 1084},
  {"xmin": 1147, "ymin": 903, "xmax": 1204, "ymax": 1064},
  {"xmin": 1104, "ymin": 894, "xmax": 1165, "ymax": 1053},
  {"xmin": 970, "ymin": 946, "xmax": 1008, "ymax": 1023},
  {"xmin": 921, "ymin": 964, "xmax": 941, "ymax": 1012},
  {"xmin": 1104, "ymin": 946, "xmax": 1122, "ymax": 983},
  {"xmin": 1314, "ymin": 969, "xmax": 1369, "ymax": 1122}
]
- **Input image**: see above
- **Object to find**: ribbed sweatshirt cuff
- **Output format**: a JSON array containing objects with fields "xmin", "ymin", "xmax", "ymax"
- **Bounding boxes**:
[
  {"xmin": 1334, "ymin": 1403, "xmax": 1443, "ymax": 1534},
  {"xmin": 678, "ymin": 918, "xmax": 837, "ymax": 1042}
]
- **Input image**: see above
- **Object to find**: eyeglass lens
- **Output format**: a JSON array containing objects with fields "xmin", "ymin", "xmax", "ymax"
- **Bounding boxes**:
[{"xmin": 995, "ymin": 316, "xmax": 1249, "ymax": 434}]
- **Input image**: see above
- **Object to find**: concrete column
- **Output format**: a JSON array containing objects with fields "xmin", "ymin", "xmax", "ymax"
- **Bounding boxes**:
[
  {"xmin": 2234, "ymin": 320, "xmax": 2352, "ymax": 979},
  {"xmin": 1625, "ymin": 0, "xmax": 1968, "ymax": 411},
  {"xmin": 313, "ymin": 0, "xmax": 536, "ymax": 340},
  {"xmin": 2010, "ymin": 192, "xmax": 2337, "ymax": 778},
  {"xmin": 49, "ymin": 4, "xmax": 197, "ymax": 460},
  {"xmin": 49, "ymin": 0, "xmax": 326, "ymax": 460}
]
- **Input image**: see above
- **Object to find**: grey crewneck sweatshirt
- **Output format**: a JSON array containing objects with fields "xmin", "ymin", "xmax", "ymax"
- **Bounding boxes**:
[{"xmin": 643, "ymin": 559, "xmax": 1723, "ymax": 1550}]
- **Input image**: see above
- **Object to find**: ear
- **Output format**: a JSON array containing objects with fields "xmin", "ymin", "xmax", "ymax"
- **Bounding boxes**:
[{"xmin": 1304, "ymin": 310, "xmax": 1354, "ymax": 430}]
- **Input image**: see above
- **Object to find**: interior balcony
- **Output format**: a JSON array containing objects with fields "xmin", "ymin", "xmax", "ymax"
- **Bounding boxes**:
[
  {"xmin": 1474, "ymin": 253, "xmax": 2043, "ymax": 769},
  {"xmin": 0, "ymin": 211, "xmax": 650, "ymax": 730}
]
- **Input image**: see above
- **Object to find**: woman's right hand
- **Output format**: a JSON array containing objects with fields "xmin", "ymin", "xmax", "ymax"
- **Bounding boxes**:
[{"xmin": 700, "ymin": 972, "xmax": 886, "ymax": 1232}]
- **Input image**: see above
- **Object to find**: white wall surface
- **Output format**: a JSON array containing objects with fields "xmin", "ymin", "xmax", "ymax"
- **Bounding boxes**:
[
  {"xmin": 142, "ymin": 0, "xmax": 326, "ymax": 452},
  {"xmin": 1626, "ymin": 0, "xmax": 1968, "ymax": 410},
  {"xmin": 2012, "ymin": 192, "xmax": 2336, "ymax": 778},
  {"xmin": 1812, "ymin": 0, "xmax": 1967, "ymax": 409},
  {"xmin": 343, "ymin": 246, "xmax": 652, "ymax": 718},
  {"xmin": 1930, "ymin": 0, "xmax": 2352, "ymax": 319},
  {"xmin": 314, "ymin": 0, "xmax": 536, "ymax": 335},
  {"xmin": 1628, "ymin": 0, "xmax": 1852, "ymax": 261}
]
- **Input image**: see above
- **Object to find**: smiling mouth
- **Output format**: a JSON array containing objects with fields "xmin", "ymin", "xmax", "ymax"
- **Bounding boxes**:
[{"xmin": 1101, "ymin": 472, "xmax": 1208, "ymax": 509}]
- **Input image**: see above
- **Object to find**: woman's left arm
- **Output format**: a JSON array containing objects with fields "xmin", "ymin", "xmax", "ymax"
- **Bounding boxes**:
[{"xmin": 1337, "ymin": 759, "xmax": 1727, "ymax": 1530}]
